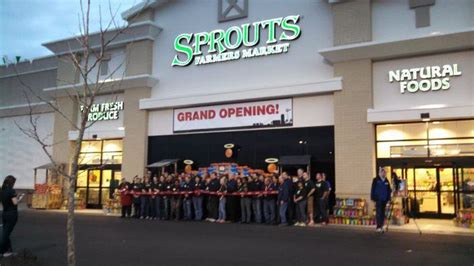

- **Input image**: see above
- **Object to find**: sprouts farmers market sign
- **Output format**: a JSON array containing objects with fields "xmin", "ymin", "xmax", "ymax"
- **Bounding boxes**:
[
  {"xmin": 388, "ymin": 64, "xmax": 462, "ymax": 94},
  {"xmin": 80, "ymin": 101, "xmax": 124, "ymax": 122},
  {"xmin": 171, "ymin": 15, "xmax": 301, "ymax": 67},
  {"xmin": 173, "ymin": 99, "xmax": 293, "ymax": 132}
]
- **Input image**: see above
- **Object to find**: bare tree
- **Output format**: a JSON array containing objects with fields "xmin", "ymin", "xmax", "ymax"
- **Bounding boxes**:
[{"xmin": 8, "ymin": 1, "xmax": 148, "ymax": 265}]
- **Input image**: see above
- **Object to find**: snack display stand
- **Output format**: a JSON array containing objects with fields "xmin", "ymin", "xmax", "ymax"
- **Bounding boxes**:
[
  {"xmin": 453, "ymin": 208, "xmax": 473, "ymax": 229},
  {"xmin": 330, "ymin": 198, "xmax": 375, "ymax": 226}
]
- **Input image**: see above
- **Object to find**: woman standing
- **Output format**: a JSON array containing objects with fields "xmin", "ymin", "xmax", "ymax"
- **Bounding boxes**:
[{"xmin": 1, "ymin": 175, "xmax": 23, "ymax": 257}]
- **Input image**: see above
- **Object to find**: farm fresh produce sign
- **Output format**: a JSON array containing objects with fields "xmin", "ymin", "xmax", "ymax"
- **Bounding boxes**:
[{"xmin": 171, "ymin": 15, "xmax": 301, "ymax": 67}]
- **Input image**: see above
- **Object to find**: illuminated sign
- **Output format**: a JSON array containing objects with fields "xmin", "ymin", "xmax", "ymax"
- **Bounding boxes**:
[
  {"xmin": 80, "ymin": 101, "xmax": 124, "ymax": 122},
  {"xmin": 171, "ymin": 15, "xmax": 301, "ymax": 67},
  {"xmin": 388, "ymin": 64, "xmax": 462, "ymax": 94}
]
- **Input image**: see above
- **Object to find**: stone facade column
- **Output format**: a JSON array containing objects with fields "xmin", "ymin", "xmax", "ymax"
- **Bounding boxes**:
[
  {"xmin": 331, "ymin": 1, "xmax": 376, "ymax": 205},
  {"xmin": 121, "ymin": 40, "xmax": 153, "ymax": 180}
]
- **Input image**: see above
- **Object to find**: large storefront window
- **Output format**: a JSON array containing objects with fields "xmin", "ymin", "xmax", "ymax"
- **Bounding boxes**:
[
  {"xmin": 77, "ymin": 139, "xmax": 122, "ymax": 208},
  {"xmin": 376, "ymin": 120, "xmax": 474, "ymax": 158},
  {"xmin": 377, "ymin": 120, "xmax": 474, "ymax": 218}
]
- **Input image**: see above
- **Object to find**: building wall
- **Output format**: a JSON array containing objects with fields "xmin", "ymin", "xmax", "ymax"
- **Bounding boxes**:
[
  {"xmin": 0, "ymin": 112, "xmax": 54, "ymax": 189},
  {"xmin": 372, "ymin": 51, "xmax": 473, "ymax": 111},
  {"xmin": 148, "ymin": 94, "xmax": 335, "ymax": 136},
  {"xmin": 331, "ymin": 2, "xmax": 375, "ymax": 203},
  {"xmin": 372, "ymin": 0, "xmax": 473, "ymax": 43},
  {"xmin": 150, "ymin": 0, "xmax": 334, "ymax": 99},
  {"xmin": 122, "ymin": 87, "xmax": 151, "ymax": 179}
]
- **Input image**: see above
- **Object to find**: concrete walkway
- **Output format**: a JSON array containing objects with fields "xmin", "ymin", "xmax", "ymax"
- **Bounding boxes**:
[
  {"xmin": 328, "ymin": 218, "xmax": 473, "ymax": 236},
  {"xmin": 24, "ymin": 207, "xmax": 473, "ymax": 237}
]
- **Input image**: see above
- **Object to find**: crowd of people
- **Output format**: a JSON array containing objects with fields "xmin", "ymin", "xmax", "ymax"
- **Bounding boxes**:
[{"xmin": 118, "ymin": 169, "xmax": 331, "ymax": 226}]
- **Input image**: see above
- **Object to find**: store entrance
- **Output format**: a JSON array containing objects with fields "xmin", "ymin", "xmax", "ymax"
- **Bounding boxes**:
[
  {"xmin": 390, "ymin": 166, "xmax": 473, "ymax": 218},
  {"xmin": 78, "ymin": 168, "xmax": 122, "ymax": 209}
]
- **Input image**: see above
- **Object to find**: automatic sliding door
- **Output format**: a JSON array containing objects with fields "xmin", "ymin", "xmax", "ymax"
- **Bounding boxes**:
[
  {"xmin": 439, "ymin": 168, "xmax": 455, "ymax": 215},
  {"xmin": 414, "ymin": 168, "xmax": 438, "ymax": 214}
]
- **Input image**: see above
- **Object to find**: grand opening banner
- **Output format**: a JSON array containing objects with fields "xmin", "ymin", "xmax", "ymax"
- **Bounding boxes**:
[{"xmin": 173, "ymin": 99, "xmax": 293, "ymax": 132}]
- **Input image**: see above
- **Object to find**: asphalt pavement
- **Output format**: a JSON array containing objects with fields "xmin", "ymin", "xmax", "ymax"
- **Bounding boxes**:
[{"xmin": 2, "ymin": 210, "xmax": 473, "ymax": 266}]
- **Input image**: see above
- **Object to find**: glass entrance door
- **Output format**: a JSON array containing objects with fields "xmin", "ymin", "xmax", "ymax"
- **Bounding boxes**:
[
  {"xmin": 391, "ymin": 167, "xmax": 457, "ymax": 218},
  {"xmin": 87, "ymin": 169, "xmax": 101, "ymax": 208}
]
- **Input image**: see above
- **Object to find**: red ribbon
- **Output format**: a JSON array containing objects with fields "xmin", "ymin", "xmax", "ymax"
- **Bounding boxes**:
[{"xmin": 122, "ymin": 190, "xmax": 278, "ymax": 197}]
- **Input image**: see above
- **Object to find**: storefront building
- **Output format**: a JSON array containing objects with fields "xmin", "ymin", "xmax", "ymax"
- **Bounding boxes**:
[{"xmin": 1, "ymin": 0, "xmax": 472, "ymax": 217}]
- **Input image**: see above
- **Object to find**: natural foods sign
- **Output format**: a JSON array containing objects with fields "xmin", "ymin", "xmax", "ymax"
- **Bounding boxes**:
[
  {"xmin": 173, "ymin": 99, "xmax": 293, "ymax": 132},
  {"xmin": 171, "ymin": 15, "xmax": 301, "ymax": 67},
  {"xmin": 80, "ymin": 101, "xmax": 124, "ymax": 122},
  {"xmin": 388, "ymin": 64, "xmax": 462, "ymax": 94}
]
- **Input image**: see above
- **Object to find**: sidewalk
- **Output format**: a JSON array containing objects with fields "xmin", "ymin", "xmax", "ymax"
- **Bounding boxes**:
[
  {"xmin": 327, "ymin": 218, "xmax": 473, "ymax": 236},
  {"xmin": 22, "ymin": 207, "xmax": 473, "ymax": 236}
]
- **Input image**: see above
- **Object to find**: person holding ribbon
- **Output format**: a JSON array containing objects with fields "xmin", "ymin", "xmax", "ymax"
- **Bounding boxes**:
[
  {"xmin": 191, "ymin": 175, "xmax": 205, "ymax": 221},
  {"xmin": 217, "ymin": 177, "xmax": 228, "ymax": 223}
]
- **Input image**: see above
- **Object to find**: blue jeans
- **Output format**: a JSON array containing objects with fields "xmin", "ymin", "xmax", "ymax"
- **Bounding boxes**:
[
  {"xmin": 296, "ymin": 200, "xmax": 307, "ymax": 223},
  {"xmin": 140, "ymin": 196, "xmax": 150, "ymax": 217},
  {"xmin": 376, "ymin": 201, "xmax": 388, "ymax": 228},
  {"xmin": 218, "ymin": 198, "xmax": 226, "ymax": 221},
  {"xmin": 192, "ymin": 196, "xmax": 203, "ymax": 221},
  {"xmin": 279, "ymin": 201, "xmax": 288, "ymax": 225},
  {"xmin": 252, "ymin": 198, "xmax": 262, "ymax": 223},
  {"xmin": 263, "ymin": 199, "xmax": 276, "ymax": 224},
  {"xmin": 240, "ymin": 197, "xmax": 252, "ymax": 223},
  {"xmin": 183, "ymin": 198, "xmax": 192, "ymax": 220}
]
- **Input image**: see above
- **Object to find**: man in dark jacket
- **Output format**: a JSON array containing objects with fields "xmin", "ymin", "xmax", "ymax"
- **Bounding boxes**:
[
  {"xmin": 371, "ymin": 167, "xmax": 392, "ymax": 233},
  {"xmin": 278, "ymin": 172, "xmax": 292, "ymax": 226}
]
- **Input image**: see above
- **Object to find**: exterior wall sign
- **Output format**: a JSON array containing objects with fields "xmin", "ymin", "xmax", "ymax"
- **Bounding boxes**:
[
  {"xmin": 388, "ymin": 64, "xmax": 462, "ymax": 94},
  {"xmin": 80, "ymin": 101, "xmax": 124, "ymax": 122},
  {"xmin": 171, "ymin": 15, "xmax": 301, "ymax": 67},
  {"xmin": 173, "ymin": 99, "xmax": 293, "ymax": 132}
]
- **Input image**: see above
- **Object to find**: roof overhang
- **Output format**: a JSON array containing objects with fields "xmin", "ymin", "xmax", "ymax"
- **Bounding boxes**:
[
  {"xmin": 319, "ymin": 29, "xmax": 474, "ymax": 64},
  {"xmin": 42, "ymin": 21, "xmax": 162, "ymax": 56},
  {"xmin": 121, "ymin": 0, "xmax": 172, "ymax": 21}
]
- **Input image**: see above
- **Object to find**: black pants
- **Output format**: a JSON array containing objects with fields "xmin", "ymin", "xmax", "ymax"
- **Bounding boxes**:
[
  {"xmin": 121, "ymin": 205, "xmax": 132, "ymax": 217},
  {"xmin": 376, "ymin": 201, "xmax": 388, "ymax": 228},
  {"xmin": 315, "ymin": 197, "xmax": 328, "ymax": 223},
  {"xmin": 133, "ymin": 200, "xmax": 141, "ymax": 218},
  {"xmin": 208, "ymin": 196, "xmax": 219, "ymax": 219},
  {"xmin": 1, "ymin": 211, "xmax": 18, "ymax": 254},
  {"xmin": 287, "ymin": 201, "xmax": 295, "ymax": 224},
  {"xmin": 226, "ymin": 196, "xmax": 239, "ymax": 222}
]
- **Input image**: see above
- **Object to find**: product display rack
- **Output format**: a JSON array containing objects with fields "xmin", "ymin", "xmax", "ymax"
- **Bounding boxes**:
[{"xmin": 330, "ymin": 198, "xmax": 375, "ymax": 226}]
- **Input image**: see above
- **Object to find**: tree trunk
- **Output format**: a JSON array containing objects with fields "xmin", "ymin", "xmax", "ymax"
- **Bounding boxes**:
[{"xmin": 67, "ymin": 123, "xmax": 87, "ymax": 266}]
